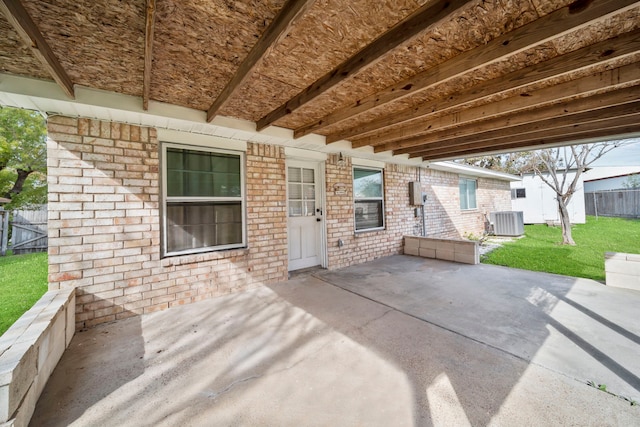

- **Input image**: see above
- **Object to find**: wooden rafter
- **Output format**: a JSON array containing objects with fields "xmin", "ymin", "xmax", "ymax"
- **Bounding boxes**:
[
  {"xmin": 206, "ymin": 0, "xmax": 316, "ymax": 122},
  {"xmin": 310, "ymin": 0, "xmax": 639, "ymax": 142},
  {"xmin": 404, "ymin": 101, "xmax": 640, "ymax": 158},
  {"xmin": 0, "ymin": 0, "xmax": 74, "ymax": 98},
  {"xmin": 388, "ymin": 86, "xmax": 640, "ymax": 155},
  {"xmin": 414, "ymin": 113, "xmax": 640, "ymax": 160},
  {"xmin": 325, "ymin": 25, "xmax": 640, "ymax": 144},
  {"xmin": 351, "ymin": 63, "xmax": 640, "ymax": 149},
  {"xmin": 142, "ymin": 0, "xmax": 156, "ymax": 111},
  {"xmin": 255, "ymin": 0, "xmax": 472, "ymax": 131},
  {"xmin": 420, "ymin": 121, "xmax": 640, "ymax": 161}
]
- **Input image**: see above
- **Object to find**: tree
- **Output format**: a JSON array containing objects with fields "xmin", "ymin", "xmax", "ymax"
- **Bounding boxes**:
[
  {"xmin": 458, "ymin": 152, "xmax": 533, "ymax": 175},
  {"xmin": 522, "ymin": 142, "xmax": 629, "ymax": 245},
  {"xmin": 0, "ymin": 107, "xmax": 47, "ymax": 209},
  {"xmin": 622, "ymin": 174, "xmax": 640, "ymax": 189}
]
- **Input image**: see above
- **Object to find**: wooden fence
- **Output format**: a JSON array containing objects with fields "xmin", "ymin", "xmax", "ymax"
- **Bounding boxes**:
[
  {"xmin": 0, "ymin": 206, "xmax": 48, "ymax": 256},
  {"xmin": 585, "ymin": 189, "xmax": 640, "ymax": 219}
]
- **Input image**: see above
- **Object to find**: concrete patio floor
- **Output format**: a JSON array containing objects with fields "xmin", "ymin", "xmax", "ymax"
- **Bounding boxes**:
[{"xmin": 31, "ymin": 255, "xmax": 639, "ymax": 426}]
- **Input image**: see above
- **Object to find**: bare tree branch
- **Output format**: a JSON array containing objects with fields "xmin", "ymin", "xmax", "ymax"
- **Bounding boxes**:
[{"xmin": 528, "ymin": 140, "xmax": 634, "ymax": 245}]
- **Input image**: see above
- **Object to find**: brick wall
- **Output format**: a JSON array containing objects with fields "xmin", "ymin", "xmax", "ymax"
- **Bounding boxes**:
[
  {"xmin": 325, "ymin": 158, "xmax": 512, "ymax": 269},
  {"xmin": 424, "ymin": 169, "xmax": 512, "ymax": 238},
  {"xmin": 245, "ymin": 143, "xmax": 288, "ymax": 281},
  {"xmin": 47, "ymin": 115, "xmax": 511, "ymax": 328},
  {"xmin": 424, "ymin": 168, "xmax": 461, "ymax": 238},
  {"xmin": 325, "ymin": 156, "xmax": 422, "ymax": 269},
  {"xmin": 47, "ymin": 116, "xmax": 287, "ymax": 329}
]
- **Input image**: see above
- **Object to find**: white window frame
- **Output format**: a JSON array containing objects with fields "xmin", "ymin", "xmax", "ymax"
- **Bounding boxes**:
[
  {"xmin": 160, "ymin": 142, "xmax": 246, "ymax": 257},
  {"xmin": 353, "ymin": 166, "xmax": 385, "ymax": 232},
  {"xmin": 459, "ymin": 177, "xmax": 478, "ymax": 210}
]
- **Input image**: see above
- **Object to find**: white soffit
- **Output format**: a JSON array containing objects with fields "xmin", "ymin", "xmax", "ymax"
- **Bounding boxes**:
[
  {"xmin": 352, "ymin": 157, "xmax": 386, "ymax": 169},
  {"xmin": 0, "ymin": 73, "xmax": 521, "ymax": 181},
  {"xmin": 157, "ymin": 128, "xmax": 248, "ymax": 152}
]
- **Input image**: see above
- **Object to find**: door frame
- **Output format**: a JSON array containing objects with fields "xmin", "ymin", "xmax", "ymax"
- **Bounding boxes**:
[{"xmin": 285, "ymin": 152, "xmax": 327, "ymax": 271}]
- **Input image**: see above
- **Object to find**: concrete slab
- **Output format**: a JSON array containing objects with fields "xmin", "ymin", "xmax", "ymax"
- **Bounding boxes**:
[
  {"xmin": 316, "ymin": 255, "xmax": 640, "ymax": 403},
  {"xmin": 30, "ymin": 256, "xmax": 639, "ymax": 426}
]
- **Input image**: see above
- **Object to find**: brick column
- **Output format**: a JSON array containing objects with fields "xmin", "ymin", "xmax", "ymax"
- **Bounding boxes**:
[{"xmin": 245, "ymin": 143, "xmax": 288, "ymax": 283}]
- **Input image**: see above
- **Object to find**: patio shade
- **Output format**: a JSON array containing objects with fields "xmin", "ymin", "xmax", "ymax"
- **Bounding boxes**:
[{"xmin": 1, "ymin": 0, "xmax": 639, "ymax": 160}]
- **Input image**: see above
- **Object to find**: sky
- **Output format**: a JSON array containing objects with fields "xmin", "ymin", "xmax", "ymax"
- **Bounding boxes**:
[{"xmin": 591, "ymin": 138, "xmax": 640, "ymax": 167}]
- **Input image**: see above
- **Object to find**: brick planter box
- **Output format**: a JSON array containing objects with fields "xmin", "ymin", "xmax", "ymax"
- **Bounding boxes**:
[
  {"xmin": 0, "ymin": 289, "xmax": 75, "ymax": 427},
  {"xmin": 403, "ymin": 236, "xmax": 479, "ymax": 265}
]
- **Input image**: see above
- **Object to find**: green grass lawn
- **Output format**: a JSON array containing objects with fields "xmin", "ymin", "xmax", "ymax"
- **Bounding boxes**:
[
  {"xmin": 482, "ymin": 216, "xmax": 640, "ymax": 281},
  {"xmin": 0, "ymin": 252, "xmax": 48, "ymax": 336}
]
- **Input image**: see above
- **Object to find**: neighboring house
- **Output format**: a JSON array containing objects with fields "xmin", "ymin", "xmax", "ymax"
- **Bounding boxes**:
[
  {"xmin": 583, "ymin": 167, "xmax": 640, "ymax": 192},
  {"xmin": 583, "ymin": 167, "xmax": 640, "ymax": 219},
  {"xmin": 510, "ymin": 171, "xmax": 586, "ymax": 225}
]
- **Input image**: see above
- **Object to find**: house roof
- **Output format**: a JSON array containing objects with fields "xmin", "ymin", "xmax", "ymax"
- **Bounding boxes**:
[
  {"xmin": 583, "ymin": 166, "xmax": 640, "ymax": 181},
  {"xmin": 1, "ymin": 0, "xmax": 640, "ymax": 162},
  {"xmin": 428, "ymin": 162, "xmax": 521, "ymax": 182}
]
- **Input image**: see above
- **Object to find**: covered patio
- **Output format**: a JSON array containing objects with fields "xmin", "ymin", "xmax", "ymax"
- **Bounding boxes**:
[
  {"xmin": 31, "ymin": 256, "xmax": 640, "ymax": 426},
  {"xmin": 2, "ymin": 1, "xmax": 640, "ymax": 425}
]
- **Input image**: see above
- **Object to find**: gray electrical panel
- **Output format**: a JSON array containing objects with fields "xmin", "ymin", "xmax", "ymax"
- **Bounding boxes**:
[{"xmin": 408, "ymin": 182, "xmax": 421, "ymax": 206}]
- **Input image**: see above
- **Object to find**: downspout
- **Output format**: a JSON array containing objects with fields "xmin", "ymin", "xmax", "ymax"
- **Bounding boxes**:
[{"xmin": 419, "ymin": 167, "xmax": 427, "ymax": 237}]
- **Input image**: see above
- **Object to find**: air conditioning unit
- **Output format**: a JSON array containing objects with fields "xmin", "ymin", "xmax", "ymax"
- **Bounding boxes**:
[{"xmin": 490, "ymin": 211, "xmax": 524, "ymax": 236}]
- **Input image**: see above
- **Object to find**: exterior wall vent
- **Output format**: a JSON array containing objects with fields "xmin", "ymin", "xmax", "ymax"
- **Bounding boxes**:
[{"xmin": 490, "ymin": 211, "xmax": 524, "ymax": 236}]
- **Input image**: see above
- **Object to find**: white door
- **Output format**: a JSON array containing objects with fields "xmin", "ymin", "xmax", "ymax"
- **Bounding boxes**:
[{"xmin": 287, "ymin": 160, "xmax": 323, "ymax": 271}]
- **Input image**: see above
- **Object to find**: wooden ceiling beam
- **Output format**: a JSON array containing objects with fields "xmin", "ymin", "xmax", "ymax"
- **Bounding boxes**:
[
  {"xmin": 0, "ymin": 0, "xmax": 74, "ymax": 98},
  {"xmin": 305, "ymin": 0, "xmax": 640, "ymax": 140},
  {"xmin": 325, "ymin": 24, "xmax": 640, "ymax": 143},
  {"xmin": 387, "ymin": 86, "xmax": 640, "ymax": 155},
  {"xmin": 255, "ymin": 0, "xmax": 472, "ymax": 131},
  {"xmin": 418, "ymin": 120, "xmax": 640, "ymax": 161},
  {"xmin": 142, "ymin": 0, "xmax": 156, "ymax": 111},
  {"xmin": 411, "ymin": 113, "xmax": 640, "ymax": 160},
  {"xmin": 351, "ymin": 62, "xmax": 640, "ymax": 149},
  {"xmin": 400, "ymin": 101, "xmax": 640, "ymax": 158},
  {"xmin": 206, "ymin": 0, "xmax": 315, "ymax": 122}
]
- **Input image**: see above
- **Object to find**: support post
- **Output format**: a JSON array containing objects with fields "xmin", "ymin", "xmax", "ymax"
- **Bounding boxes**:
[{"xmin": 0, "ymin": 209, "xmax": 8, "ymax": 256}]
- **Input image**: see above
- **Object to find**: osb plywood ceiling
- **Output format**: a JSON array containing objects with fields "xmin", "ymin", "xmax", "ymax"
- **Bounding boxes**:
[{"xmin": 1, "ymin": 0, "xmax": 639, "ymax": 160}]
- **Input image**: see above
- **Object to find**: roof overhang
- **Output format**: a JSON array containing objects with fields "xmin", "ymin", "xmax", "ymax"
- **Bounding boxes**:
[
  {"xmin": 1, "ymin": 73, "xmax": 524, "ymax": 181},
  {"xmin": 1, "ymin": 0, "xmax": 639, "ymax": 165}
]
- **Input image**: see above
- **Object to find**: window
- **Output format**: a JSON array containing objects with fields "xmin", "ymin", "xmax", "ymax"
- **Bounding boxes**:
[
  {"xmin": 459, "ymin": 178, "xmax": 477, "ymax": 210},
  {"xmin": 288, "ymin": 167, "xmax": 316, "ymax": 217},
  {"xmin": 162, "ymin": 143, "xmax": 245, "ymax": 256},
  {"xmin": 511, "ymin": 188, "xmax": 526, "ymax": 199},
  {"xmin": 353, "ymin": 167, "xmax": 384, "ymax": 231}
]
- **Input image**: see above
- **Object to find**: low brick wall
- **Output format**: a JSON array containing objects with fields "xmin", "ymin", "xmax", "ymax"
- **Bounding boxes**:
[
  {"xmin": 0, "ymin": 289, "xmax": 75, "ymax": 427},
  {"xmin": 605, "ymin": 252, "xmax": 640, "ymax": 291},
  {"xmin": 404, "ymin": 236, "xmax": 479, "ymax": 265}
]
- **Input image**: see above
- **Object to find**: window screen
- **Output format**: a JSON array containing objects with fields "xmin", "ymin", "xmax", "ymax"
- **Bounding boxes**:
[
  {"xmin": 163, "ymin": 145, "xmax": 245, "ymax": 256},
  {"xmin": 353, "ymin": 168, "xmax": 385, "ymax": 231},
  {"xmin": 459, "ymin": 178, "xmax": 477, "ymax": 210}
]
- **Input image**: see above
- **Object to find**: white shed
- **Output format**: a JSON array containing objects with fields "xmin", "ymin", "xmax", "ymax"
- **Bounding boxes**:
[{"xmin": 510, "ymin": 172, "xmax": 586, "ymax": 225}]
